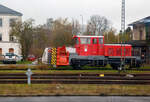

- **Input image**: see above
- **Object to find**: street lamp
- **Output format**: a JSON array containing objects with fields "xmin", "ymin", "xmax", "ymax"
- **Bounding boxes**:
[{"xmin": 80, "ymin": 15, "xmax": 84, "ymax": 35}]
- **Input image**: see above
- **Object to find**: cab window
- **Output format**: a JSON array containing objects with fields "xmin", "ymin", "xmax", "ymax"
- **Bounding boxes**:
[
  {"xmin": 99, "ymin": 38, "xmax": 103, "ymax": 44},
  {"xmin": 92, "ymin": 38, "xmax": 97, "ymax": 44},
  {"xmin": 80, "ymin": 38, "xmax": 91, "ymax": 44},
  {"xmin": 87, "ymin": 38, "xmax": 91, "ymax": 44},
  {"xmin": 75, "ymin": 38, "xmax": 79, "ymax": 44}
]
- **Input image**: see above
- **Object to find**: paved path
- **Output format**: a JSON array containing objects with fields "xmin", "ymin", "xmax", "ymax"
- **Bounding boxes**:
[{"xmin": 0, "ymin": 96, "xmax": 150, "ymax": 102}]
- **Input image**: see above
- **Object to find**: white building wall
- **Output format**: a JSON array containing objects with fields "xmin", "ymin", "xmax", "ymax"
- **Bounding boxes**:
[
  {"xmin": 0, "ymin": 14, "xmax": 22, "ymax": 55},
  {"xmin": 0, "ymin": 42, "xmax": 21, "ymax": 55},
  {"xmin": 132, "ymin": 24, "xmax": 146, "ymax": 40},
  {"xmin": 0, "ymin": 15, "xmax": 21, "ymax": 41}
]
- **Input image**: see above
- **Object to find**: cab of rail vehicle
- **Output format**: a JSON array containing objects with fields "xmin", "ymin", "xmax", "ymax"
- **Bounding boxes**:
[{"xmin": 73, "ymin": 36, "xmax": 104, "ymax": 56}]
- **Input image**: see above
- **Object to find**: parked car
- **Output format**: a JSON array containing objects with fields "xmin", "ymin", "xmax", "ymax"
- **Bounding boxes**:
[
  {"xmin": 3, "ymin": 53, "xmax": 17, "ymax": 64},
  {"xmin": 16, "ymin": 55, "xmax": 23, "ymax": 62},
  {"xmin": 27, "ymin": 55, "xmax": 36, "ymax": 61}
]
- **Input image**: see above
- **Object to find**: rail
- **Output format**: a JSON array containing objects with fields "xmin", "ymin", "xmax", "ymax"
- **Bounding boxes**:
[{"xmin": 0, "ymin": 73, "xmax": 150, "ymax": 84}]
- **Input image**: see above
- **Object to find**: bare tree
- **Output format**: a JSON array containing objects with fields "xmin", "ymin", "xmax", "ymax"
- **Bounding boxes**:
[
  {"xmin": 71, "ymin": 19, "xmax": 81, "ymax": 35},
  {"xmin": 44, "ymin": 18, "xmax": 54, "ymax": 30},
  {"xmin": 10, "ymin": 19, "xmax": 34, "ymax": 60},
  {"xmin": 51, "ymin": 18, "xmax": 73, "ymax": 47},
  {"xmin": 104, "ymin": 28, "xmax": 118, "ymax": 44},
  {"xmin": 30, "ymin": 25, "xmax": 50, "ymax": 58},
  {"xmin": 86, "ymin": 15, "xmax": 110, "ymax": 36}
]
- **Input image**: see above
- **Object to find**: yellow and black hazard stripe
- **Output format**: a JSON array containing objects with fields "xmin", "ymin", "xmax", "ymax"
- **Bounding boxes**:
[
  {"xmin": 51, "ymin": 48, "xmax": 57, "ymax": 65},
  {"xmin": 48, "ymin": 48, "xmax": 52, "ymax": 64}
]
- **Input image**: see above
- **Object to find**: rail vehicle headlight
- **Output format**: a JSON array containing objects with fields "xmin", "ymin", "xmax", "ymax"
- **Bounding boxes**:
[
  {"xmin": 84, "ymin": 48, "xmax": 87, "ymax": 52},
  {"xmin": 84, "ymin": 46, "xmax": 88, "ymax": 52}
]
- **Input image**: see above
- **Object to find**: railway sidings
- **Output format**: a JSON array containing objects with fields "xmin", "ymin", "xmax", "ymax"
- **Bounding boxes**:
[{"xmin": 0, "ymin": 73, "xmax": 150, "ymax": 84}]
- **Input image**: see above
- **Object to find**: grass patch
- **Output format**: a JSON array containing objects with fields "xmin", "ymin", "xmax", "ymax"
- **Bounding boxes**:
[
  {"xmin": 0, "ymin": 70, "xmax": 118, "ymax": 74},
  {"xmin": 0, "ymin": 84, "xmax": 150, "ymax": 96},
  {"xmin": 0, "ymin": 70, "xmax": 149, "ymax": 74},
  {"xmin": 17, "ymin": 61, "xmax": 32, "ymax": 64},
  {"xmin": 140, "ymin": 64, "xmax": 150, "ymax": 69},
  {"xmin": 0, "ymin": 63, "xmax": 149, "ymax": 70},
  {"xmin": 0, "ymin": 64, "xmax": 52, "ymax": 70},
  {"xmin": 0, "ymin": 63, "xmax": 149, "ymax": 74}
]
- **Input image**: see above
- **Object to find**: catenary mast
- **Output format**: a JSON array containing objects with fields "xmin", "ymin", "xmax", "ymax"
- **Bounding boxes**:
[
  {"xmin": 120, "ymin": 0, "xmax": 126, "ymax": 70},
  {"xmin": 121, "ymin": 0, "xmax": 125, "ymax": 32}
]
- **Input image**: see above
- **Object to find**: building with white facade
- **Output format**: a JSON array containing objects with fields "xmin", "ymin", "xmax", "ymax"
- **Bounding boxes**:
[{"xmin": 0, "ymin": 4, "xmax": 22, "ymax": 55}]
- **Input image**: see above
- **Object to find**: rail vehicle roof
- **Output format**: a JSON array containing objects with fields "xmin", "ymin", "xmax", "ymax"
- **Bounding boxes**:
[
  {"xmin": 74, "ymin": 35, "xmax": 104, "ymax": 38},
  {"xmin": 105, "ymin": 44, "xmax": 132, "ymax": 46}
]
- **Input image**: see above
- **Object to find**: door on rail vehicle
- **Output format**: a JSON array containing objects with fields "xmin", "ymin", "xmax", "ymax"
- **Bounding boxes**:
[
  {"xmin": 91, "ymin": 37, "xmax": 99, "ymax": 55},
  {"xmin": 79, "ymin": 37, "xmax": 91, "ymax": 56},
  {"xmin": 74, "ymin": 37, "xmax": 80, "ymax": 55},
  {"xmin": 98, "ymin": 37, "xmax": 104, "ymax": 56}
]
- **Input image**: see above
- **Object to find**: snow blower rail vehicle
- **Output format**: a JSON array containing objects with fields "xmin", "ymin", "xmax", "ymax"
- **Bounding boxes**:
[{"xmin": 42, "ymin": 35, "xmax": 142, "ymax": 70}]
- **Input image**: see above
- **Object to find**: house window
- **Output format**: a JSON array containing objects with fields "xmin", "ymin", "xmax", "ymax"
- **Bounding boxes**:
[
  {"xmin": 0, "ymin": 33, "xmax": 2, "ymax": 41},
  {"xmin": 0, "ymin": 18, "xmax": 2, "ymax": 27},
  {"xmin": 0, "ymin": 48, "xmax": 2, "ymax": 55},
  {"xmin": 139, "ymin": 30, "xmax": 143, "ymax": 40},
  {"xmin": 146, "ymin": 25, "xmax": 150, "ymax": 40},
  {"xmin": 10, "ymin": 35, "xmax": 14, "ymax": 42},
  {"xmin": 9, "ymin": 48, "xmax": 14, "ymax": 53},
  {"xmin": 9, "ymin": 18, "xmax": 17, "ymax": 27}
]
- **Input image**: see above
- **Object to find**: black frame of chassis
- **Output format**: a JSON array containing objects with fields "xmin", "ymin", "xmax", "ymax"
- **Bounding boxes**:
[{"xmin": 70, "ymin": 54, "xmax": 142, "ymax": 69}]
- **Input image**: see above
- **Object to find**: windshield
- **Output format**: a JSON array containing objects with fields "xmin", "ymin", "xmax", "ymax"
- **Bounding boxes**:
[
  {"xmin": 80, "ymin": 38, "xmax": 91, "ymax": 44},
  {"xmin": 99, "ymin": 38, "xmax": 103, "ymax": 44},
  {"xmin": 5, "ymin": 53, "xmax": 15, "ymax": 56}
]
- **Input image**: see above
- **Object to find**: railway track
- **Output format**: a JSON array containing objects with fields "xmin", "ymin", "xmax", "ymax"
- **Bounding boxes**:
[
  {"xmin": 0, "ymin": 67, "xmax": 149, "ymax": 71},
  {"xmin": 0, "ymin": 73, "xmax": 149, "ymax": 84}
]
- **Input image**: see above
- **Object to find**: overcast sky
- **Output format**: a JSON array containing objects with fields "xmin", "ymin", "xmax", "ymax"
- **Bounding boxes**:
[{"xmin": 1, "ymin": 0, "xmax": 150, "ymax": 31}]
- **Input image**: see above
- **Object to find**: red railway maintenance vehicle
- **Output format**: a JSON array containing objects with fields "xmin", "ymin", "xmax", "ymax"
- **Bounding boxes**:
[{"xmin": 42, "ymin": 35, "xmax": 142, "ymax": 69}]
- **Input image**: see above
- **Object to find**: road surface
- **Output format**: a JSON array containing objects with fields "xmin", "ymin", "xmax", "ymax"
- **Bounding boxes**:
[{"xmin": 0, "ymin": 96, "xmax": 150, "ymax": 102}]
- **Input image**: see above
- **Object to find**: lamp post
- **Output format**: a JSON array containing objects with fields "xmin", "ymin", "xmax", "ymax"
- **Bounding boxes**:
[{"xmin": 80, "ymin": 15, "xmax": 84, "ymax": 35}]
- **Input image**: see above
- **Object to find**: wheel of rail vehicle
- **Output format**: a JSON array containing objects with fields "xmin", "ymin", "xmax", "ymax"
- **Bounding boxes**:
[
  {"xmin": 129, "ymin": 63, "xmax": 141, "ymax": 69},
  {"xmin": 110, "ymin": 64, "xmax": 120, "ymax": 70},
  {"xmin": 71, "ymin": 64, "xmax": 81, "ymax": 70},
  {"xmin": 70, "ymin": 59, "xmax": 82, "ymax": 70}
]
